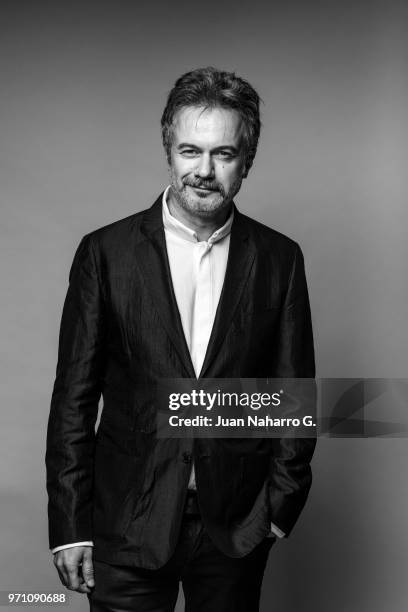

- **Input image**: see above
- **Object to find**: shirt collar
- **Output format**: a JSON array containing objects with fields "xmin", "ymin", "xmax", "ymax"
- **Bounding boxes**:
[{"xmin": 162, "ymin": 185, "xmax": 234, "ymax": 244}]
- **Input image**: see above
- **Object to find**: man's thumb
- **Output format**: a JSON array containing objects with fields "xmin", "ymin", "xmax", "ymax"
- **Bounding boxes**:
[{"xmin": 82, "ymin": 552, "xmax": 95, "ymax": 587}]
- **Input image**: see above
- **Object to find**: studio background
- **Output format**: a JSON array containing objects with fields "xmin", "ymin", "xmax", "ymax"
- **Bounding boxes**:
[{"xmin": 1, "ymin": 1, "xmax": 407, "ymax": 610}]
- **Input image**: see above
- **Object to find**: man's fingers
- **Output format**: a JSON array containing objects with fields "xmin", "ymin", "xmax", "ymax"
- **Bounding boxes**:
[
  {"xmin": 52, "ymin": 546, "xmax": 94, "ymax": 593},
  {"xmin": 66, "ymin": 565, "xmax": 80, "ymax": 591},
  {"xmin": 81, "ymin": 550, "xmax": 95, "ymax": 588},
  {"xmin": 76, "ymin": 581, "xmax": 91, "ymax": 594},
  {"xmin": 53, "ymin": 556, "xmax": 69, "ymax": 588}
]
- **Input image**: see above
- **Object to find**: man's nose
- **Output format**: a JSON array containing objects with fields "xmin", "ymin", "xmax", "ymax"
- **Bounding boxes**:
[{"xmin": 194, "ymin": 154, "xmax": 214, "ymax": 179}]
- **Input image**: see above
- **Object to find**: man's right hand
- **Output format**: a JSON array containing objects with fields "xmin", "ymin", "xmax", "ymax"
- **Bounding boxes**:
[{"xmin": 53, "ymin": 546, "xmax": 94, "ymax": 593}]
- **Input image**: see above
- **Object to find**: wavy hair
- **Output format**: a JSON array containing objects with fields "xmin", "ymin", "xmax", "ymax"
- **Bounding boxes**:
[{"xmin": 161, "ymin": 66, "xmax": 261, "ymax": 175}]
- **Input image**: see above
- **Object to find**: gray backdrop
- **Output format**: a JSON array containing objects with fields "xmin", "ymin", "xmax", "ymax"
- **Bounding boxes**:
[{"xmin": 1, "ymin": 1, "xmax": 407, "ymax": 610}]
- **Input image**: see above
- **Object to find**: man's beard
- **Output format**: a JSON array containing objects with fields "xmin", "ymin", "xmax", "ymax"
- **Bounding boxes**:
[{"xmin": 169, "ymin": 171, "xmax": 243, "ymax": 217}]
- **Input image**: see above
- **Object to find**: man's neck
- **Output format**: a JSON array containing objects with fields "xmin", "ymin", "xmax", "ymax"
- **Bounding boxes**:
[{"xmin": 167, "ymin": 190, "xmax": 232, "ymax": 242}]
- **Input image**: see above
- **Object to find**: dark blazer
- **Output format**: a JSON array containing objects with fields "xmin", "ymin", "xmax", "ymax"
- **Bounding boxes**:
[{"xmin": 46, "ymin": 193, "xmax": 316, "ymax": 569}]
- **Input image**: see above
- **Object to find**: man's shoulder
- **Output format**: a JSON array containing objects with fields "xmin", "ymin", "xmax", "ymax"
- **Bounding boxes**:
[
  {"xmin": 238, "ymin": 210, "xmax": 300, "ymax": 256},
  {"xmin": 81, "ymin": 202, "xmax": 155, "ymax": 251},
  {"xmin": 87, "ymin": 210, "xmax": 145, "ymax": 238}
]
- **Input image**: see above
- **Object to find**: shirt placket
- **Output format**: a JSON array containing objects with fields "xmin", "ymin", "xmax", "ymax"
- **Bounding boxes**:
[{"xmin": 191, "ymin": 241, "xmax": 213, "ymax": 377}]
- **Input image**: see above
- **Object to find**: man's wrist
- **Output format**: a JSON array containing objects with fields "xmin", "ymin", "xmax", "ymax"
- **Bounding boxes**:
[
  {"xmin": 51, "ymin": 541, "xmax": 94, "ymax": 554},
  {"xmin": 270, "ymin": 523, "xmax": 285, "ymax": 538}
]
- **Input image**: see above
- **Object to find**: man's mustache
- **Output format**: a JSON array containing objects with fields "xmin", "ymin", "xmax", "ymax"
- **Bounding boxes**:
[{"xmin": 183, "ymin": 178, "xmax": 224, "ymax": 195}]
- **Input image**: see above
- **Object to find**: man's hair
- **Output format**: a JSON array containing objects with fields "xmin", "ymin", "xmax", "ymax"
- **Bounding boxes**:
[{"xmin": 161, "ymin": 66, "xmax": 261, "ymax": 175}]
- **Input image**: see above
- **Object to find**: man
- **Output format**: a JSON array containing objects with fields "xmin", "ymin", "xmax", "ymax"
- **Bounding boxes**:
[{"xmin": 46, "ymin": 66, "xmax": 316, "ymax": 611}]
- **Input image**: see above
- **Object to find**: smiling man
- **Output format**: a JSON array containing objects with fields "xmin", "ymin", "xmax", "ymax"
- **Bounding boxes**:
[
  {"xmin": 167, "ymin": 104, "xmax": 245, "ymax": 227},
  {"xmin": 46, "ymin": 67, "xmax": 316, "ymax": 612}
]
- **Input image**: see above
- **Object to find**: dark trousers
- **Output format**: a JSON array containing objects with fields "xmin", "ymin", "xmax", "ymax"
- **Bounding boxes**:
[{"xmin": 88, "ymin": 495, "xmax": 274, "ymax": 612}]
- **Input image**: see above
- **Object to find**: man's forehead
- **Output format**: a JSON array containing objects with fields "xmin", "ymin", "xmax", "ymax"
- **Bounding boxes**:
[{"xmin": 172, "ymin": 105, "xmax": 243, "ymax": 143}]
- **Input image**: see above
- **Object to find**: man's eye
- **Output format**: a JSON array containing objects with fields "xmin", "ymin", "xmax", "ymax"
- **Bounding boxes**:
[
  {"xmin": 180, "ymin": 149, "xmax": 198, "ymax": 157},
  {"xmin": 217, "ymin": 151, "xmax": 235, "ymax": 160}
]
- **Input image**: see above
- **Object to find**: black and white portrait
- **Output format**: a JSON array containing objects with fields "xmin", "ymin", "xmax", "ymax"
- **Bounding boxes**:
[{"xmin": 1, "ymin": 2, "xmax": 407, "ymax": 611}]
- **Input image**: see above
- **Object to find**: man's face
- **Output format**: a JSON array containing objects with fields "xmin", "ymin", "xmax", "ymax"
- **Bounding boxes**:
[{"xmin": 168, "ymin": 105, "xmax": 247, "ymax": 217}]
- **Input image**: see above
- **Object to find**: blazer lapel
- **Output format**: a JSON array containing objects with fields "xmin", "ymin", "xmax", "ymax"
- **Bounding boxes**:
[
  {"xmin": 199, "ymin": 207, "xmax": 256, "ymax": 378},
  {"xmin": 134, "ymin": 194, "xmax": 196, "ymax": 378},
  {"xmin": 134, "ymin": 196, "xmax": 256, "ymax": 380}
]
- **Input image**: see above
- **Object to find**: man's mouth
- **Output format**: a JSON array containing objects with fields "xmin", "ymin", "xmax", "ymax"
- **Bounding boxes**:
[{"xmin": 186, "ymin": 184, "xmax": 218, "ymax": 193}]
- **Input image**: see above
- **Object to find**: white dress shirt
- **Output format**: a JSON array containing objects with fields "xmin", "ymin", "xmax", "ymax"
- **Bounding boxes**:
[
  {"xmin": 162, "ymin": 185, "xmax": 233, "ymax": 490},
  {"xmin": 51, "ymin": 186, "xmax": 284, "ymax": 553}
]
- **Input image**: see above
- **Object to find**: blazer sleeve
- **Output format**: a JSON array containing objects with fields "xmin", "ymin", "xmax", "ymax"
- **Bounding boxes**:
[
  {"xmin": 46, "ymin": 234, "xmax": 105, "ymax": 550},
  {"xmin": 268, "ymin": 243, "xmax": 316, "ymax": 536}
]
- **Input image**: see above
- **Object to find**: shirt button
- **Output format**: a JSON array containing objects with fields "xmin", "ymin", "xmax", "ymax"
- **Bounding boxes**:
[{"xmin": 182, "ymin": 452, "xmax": 192, "ymax": 463}]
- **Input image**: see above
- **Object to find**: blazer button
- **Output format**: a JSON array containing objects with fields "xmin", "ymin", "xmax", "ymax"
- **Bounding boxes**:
[{"xmin": 182, "ymin": 452, "xmax": 192, "ymax": 463}]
